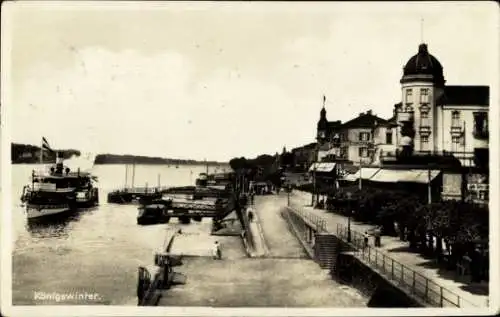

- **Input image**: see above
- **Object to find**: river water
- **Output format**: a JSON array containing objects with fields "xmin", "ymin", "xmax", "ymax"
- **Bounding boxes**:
[{"xmin": 11, "ymin": 163, "xmax": 230, "ymax": 305}]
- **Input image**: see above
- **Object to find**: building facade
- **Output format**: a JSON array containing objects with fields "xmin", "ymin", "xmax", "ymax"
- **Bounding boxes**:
[
  {"xmin": 314, "ymin": 42, "xmax": 489, "ymax": 171},
  {"xmin": 315, "ymin": 108, "xmax": 391, "ymax": 166},
  {"xmin": 291, "ymin": 142, "xmax": 317, "ymax": 171},
  {"xmin": 372, "ymin": 114, "xmax": 398, "ymax": 165},
  {"xmin": 395, "ymin": 43, "xmax": 489, "ymax": 167},
  {"xmin": 340, "ymin": 111, "xmax": 388, "ymax": 165}
]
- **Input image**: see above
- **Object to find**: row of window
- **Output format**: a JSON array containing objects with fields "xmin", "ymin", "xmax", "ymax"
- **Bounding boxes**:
[
  {"xmin": 417, "ymin": 136, "xmax": 464, "ymax": 144},
  {"xmin": 405, "ymin": 88, "xmax": 430, "ymax": 104},
  {"xmin": 355, "ymin": 137, "xmax": 470, "ymax": 158},
  {"xmin": 416, "ymin": 111, "xmax": 488, "ymax": 135},
  {"xmin": 357, "ymin": 131, "xmax": 393, "ymax": 144}
]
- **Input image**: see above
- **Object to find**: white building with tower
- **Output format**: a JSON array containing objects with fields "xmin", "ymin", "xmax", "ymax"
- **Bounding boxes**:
[{"xmin": 394, "ymin": 43, "xmax": 489, "ymax": 167}]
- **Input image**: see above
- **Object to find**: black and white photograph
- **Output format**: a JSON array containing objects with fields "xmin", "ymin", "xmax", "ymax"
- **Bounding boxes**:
[{"xmin": 1, "ymin": 1, "xmax": 498, "ymax": 316}]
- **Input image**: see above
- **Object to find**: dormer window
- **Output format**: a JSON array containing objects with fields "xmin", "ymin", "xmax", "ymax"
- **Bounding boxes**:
[{"xmin": 405, "ymin": 89, "xmax": 413, "ymax": 104}]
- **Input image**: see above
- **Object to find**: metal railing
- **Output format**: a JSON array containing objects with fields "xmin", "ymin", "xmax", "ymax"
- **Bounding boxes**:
[
  {"xmin": 287, "ymin": 194, "xmax": 489, "ymax": 308},
  {"xmin": 335, "ymin": 224, "xmax": 487, "ymax": 308},
  {"xmin": 287, "ymin": 207, "xmax": 327, "ymax": 233}
]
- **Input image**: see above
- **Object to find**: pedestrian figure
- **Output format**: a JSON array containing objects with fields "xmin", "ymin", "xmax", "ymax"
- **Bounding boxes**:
[
  {"xmin": 212, "ymin": 241, "xmax": 222, "ymax": 260},
  {"xmin": 374, "ymin": 228, "xmax": 381, "ymax": 247},
  {"xmin": 363, "ymin": 231, "xmax": 369, "ymax": 248},
  {"xmin": 248, "ymin": 209, "xmax": 254, "ymax": 222}
]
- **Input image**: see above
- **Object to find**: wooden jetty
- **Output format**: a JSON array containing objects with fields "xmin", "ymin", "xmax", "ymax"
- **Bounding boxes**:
[
  {"xmin": 107, "ymin": 171, "xmax": 234, "ymax": 204},
  {"xmin": 136, "ymin": 185, "xmax": 236, "ymax": 225},
  {"xmin": 107, "ymin": 186, "xmax": 166, "ymax": 204}
]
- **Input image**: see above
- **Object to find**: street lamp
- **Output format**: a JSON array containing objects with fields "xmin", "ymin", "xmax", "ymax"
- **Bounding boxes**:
[
  {"xmin": 346, "ymin": 191, "xmax": 352, "ymax": 243},
  {"xmin": 287, "ymin": 184, "xmax": 291, "ymax": 207}
]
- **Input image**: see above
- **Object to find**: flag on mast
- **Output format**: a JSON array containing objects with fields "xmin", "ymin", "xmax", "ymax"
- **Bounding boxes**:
[
  {"xmin": 40, "ymin": 137, "xmax": 54, "ymax": 164},
  {"xmin": 42, "ymin": 137, "xmax": 54, "ymax": 152}
]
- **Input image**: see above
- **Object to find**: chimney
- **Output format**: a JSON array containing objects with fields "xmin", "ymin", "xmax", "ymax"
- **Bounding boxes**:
[
  {"xmin": 359, "ymin": 112, "xmax": 363, "ymax": 117},
  {"xmin": 367, "ymin": 110, "xmax": 373, "ymax": 115}
]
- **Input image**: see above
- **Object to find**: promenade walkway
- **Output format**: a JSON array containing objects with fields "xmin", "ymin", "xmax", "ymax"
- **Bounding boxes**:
[
  {"xmin": 157, "ymin": 195, "xmax": 367, "ymax": 307},
  {"xmin": 288, "ymin": 190, "xmax": 489, "ymax": 308},
  {"xmin": 252, "ymin": 195, "xmax": 307, "ymax": 259}
]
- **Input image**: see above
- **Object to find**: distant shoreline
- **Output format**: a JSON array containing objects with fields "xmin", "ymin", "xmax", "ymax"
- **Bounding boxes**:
[
  {"xmin": 11, "ymin": 162, "xmax": 229, "ymax": 166},
  {"xmin": 11, "ymin": 143, "xmax": 229, "ymax": 166}
]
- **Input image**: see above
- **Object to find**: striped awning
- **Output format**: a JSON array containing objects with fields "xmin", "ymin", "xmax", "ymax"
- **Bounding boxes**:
[{"xmin": 308, "ymin": 162, "xmax": 337, "ymax": 173}]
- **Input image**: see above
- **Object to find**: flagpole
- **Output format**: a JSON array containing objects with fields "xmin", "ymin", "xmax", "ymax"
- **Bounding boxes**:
[{"xmin": 40, "ymin": 140, "xmax": 43, "ymax": 164}]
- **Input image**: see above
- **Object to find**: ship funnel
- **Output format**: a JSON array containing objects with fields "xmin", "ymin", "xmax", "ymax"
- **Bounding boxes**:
[
  {"xmin": 55, "ymin": 152, "xmax": 64, "ymax": 174},
  {"xmin": 56, "ymin": 152, "xmax": 64, "ymax": 164}
]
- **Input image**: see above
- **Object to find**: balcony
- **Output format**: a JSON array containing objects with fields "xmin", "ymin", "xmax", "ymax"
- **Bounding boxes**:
[
  {"xmin": 450, "ymin": 125, "xmax": 463, "ymax": 137},
  {"xmin": 419, "ymin": 126, "xmax": 431, "ymax": 135},
  {"xmin": 397, "ymin": 111, "xmax": 414, "ymax": 123}
]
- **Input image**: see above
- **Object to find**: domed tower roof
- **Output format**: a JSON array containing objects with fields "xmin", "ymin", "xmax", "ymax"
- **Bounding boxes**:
[
  {"xmin": 317, "ymin": 106, "xmax": 328, "ymax": 129},
  {"xmin": 401, "ymin": 43, "xmax": 445, "ymax": 87}
]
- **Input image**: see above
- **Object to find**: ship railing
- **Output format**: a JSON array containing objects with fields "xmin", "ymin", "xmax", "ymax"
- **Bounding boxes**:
[
  {"xmin": 26, "ymin": 203, "xmax": 70, "ymax": 209},
  {"xmin": 111, "ymin": 186, "xmax": 170, "ymax": 194}
]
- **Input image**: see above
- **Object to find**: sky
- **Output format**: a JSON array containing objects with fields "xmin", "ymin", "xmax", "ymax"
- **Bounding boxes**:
[{"xmin": 2, "ymin": 1, "xmax": 498, "ymax": 162}]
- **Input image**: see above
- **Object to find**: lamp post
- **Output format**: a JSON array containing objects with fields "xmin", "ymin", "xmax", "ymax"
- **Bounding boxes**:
[
  {"xmin": 312, "ymin": 144, "xmax": 318, "ymax": 207},
  {"xmin": 287, "ymin": 184, "xmax": 291, "ymax": 207},
  {"xmin": 332, "ymin": 133, "xmax": 341, "ymax": 197},
  {"xmin": 346, "ymin": 191, "xmax": 352, "ymax": 243}
]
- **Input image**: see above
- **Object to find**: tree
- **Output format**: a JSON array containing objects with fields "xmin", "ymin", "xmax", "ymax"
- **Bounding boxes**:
[
  {"xmin": 280, "ymin": 151, "xmax": 295, "ymax": 168},
  {"xmin": 229, "ymin": 157, "xmax": 248, "ymax": 172}
]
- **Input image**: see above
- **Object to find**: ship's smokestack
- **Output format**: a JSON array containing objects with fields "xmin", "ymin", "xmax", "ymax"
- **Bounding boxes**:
[{"xmin": 55, "ymin": 152, "xmax": 64, "ymax": 174}]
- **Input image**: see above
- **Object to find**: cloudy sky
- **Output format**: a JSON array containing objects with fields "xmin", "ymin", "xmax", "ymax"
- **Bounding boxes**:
[{"xmin": 3, "ymin": 1, "xmax": 498, "ymax": 161}]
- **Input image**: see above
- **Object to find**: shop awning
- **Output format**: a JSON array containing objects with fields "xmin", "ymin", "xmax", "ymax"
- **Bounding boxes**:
[
  {"xmin": 370, "ymin": 169, "xmax": 414, "ymax": 183},
  {"xmin": 308, "ymin": 162, "xmax": 336, "ymax": 173},
  {"xmin": 352, "ymin": 167, "xmax": 380, "ymax": 180},
  {"xmin": 343, "ymin": 173, "xmax": 358, "ymax": 182},
  {"xmin": 370, "ymin": 169, "xmax": 441, "ymax": 184},
  {"xmin": 406, "ymin": 169, "xmax": 441, "ymax": 184}
]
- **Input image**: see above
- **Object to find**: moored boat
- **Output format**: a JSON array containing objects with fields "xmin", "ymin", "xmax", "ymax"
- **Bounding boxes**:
[
  {"xmin": 24, "ymin": 173, "xmax": 77, "ymax": 220},
  {"xmin": 23, "ymin": 152, "xmax": 99, "ymax": 220}
]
